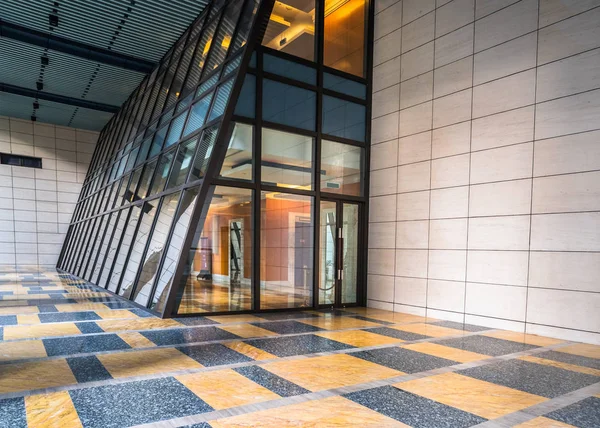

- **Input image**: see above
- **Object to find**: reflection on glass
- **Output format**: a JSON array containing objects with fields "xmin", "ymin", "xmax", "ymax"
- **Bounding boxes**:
[
  {"xmin": 324, "ymin": 0, "xmax": 366, "ymax": 77},
  {"xmin": 323, "ymin": 72, "xmax": 366, "ymax": 99},
  {"xmin": 183, "ymin": 19, "xmax": 219, "ymax": 95},
  {"xmin": 320, "ymin": 140, "xmax": 362, "ymax": 196},
  {"xmin": 84, "ymin": 214, "xmax": 109, "ymax": 281},
  {"xmin": 107, "ymin": 206, "xmax": 141, "ymax": 292},
  {"xmin": 260, "ymin": 192, "xmax": 313, "ymax": 309},
  {"xmin": 208, "ymin": 79, "xmax": 234, "ymax": 121},
  {"xmin": 119, "ymin": 201, "xmax": 158, "ymax": 298},
  {"xmin": 262, "ymin": 0, "xmax": 315, "ymax": 61},
  {"xmin": 263, "ymin": 54, "xmax": 317, "ymax": 85},
  {"xmin": 188, "ymin": 126, "xmax": 219, "ymax": 181},
  {"xmin": 137, "ymin": 159, "xmax": 157, "ymax": 200},
  {"xmin": 234, "ymin": 74, "xmax": 256, "ymax": 118},
  {"xmin": 204, "ymin": 0, "xmax": 244, "ymax": 73},
  {"xmin": 126, "ymin": 167, "xmax": 143, "ymax": 202},
  {"xmin": 322, "ymin": 95, "xmax": 365, "ymax": 142},
  {"xmin": 92, "ymin": 211, "xmax": 119, "ymax": 284},
  {"xmin": 152, "ymin": 187, "xmax": 200, "ymax": 312},
  {"xmin": 342, "ymin": 203, "xmax": 358, "ymax": 304},
  {"xmin": 219, "ymin": 122, "xmax": 253, "ymax": 181},
  {"xmin": 261, "ymin": 128, "xmax": 313, "ymax": 189},
  {"xmin": 130, "ymin": 192, "xmax": 181, "ymax": 306},
  {"xmin": 165, "ymin": 112, "xmax": 186, "ymax": 148},
  {"xmin": 99, "ymin": 209, "xmax": 128, "ymax": 289},
  {"xmin": 149, "ymin": 150, "xmax": 175, "ymax": 196},
  {"xmin": 176, "ymin": 186, "xmax": 253, "ymax": 314},
  {"xmin": 263, "ymin": 79, "xmax": 316, "ymax": 130},
  {"xmin": 167, "ymin": 137, "xmax": 198, "ymax": 189},
  {"xmin": 183, "ymin": 93, "xmax": 213, "ymax": 137},
  {"xmin": 319, "ymin": 201, "xmax": 336, "ymax": 305}
]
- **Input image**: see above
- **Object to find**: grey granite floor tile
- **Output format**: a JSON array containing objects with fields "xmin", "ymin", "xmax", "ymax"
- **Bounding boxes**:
[
  {"xmin": 435, "ymin": 335, "xmax": 538, "ymax": 356},
  {"xmin": 352, "ymin": 346, "xmax": 457, "ymax": 373},
  {"xmin": 177, "ymin": 343, "xmax": 252, "ymax": 367},
  {"xmin": 141, "ymin": 327, "xmax": 239, "ymax": 346},
  {"xmin": 544, "ymin": 396, "xmax": 600, "ymax": 428},
  {"xmin": 69, "ymin": 377, "xmax": 213, "ymax": 428},
  {"xmin": 458, "ymin": 359, "xmax": 600, "ymax": 398},
  {"xmin": 429, "ymin": 321, "xmax": 490, "ymax": 332},
  {"xmin": 67, "ymin": 355, "xmax": 113, "ymax": 383},
  {"xmin": 250, "ymin": 320, "xmax": 324, "ymax": 334},
  {"xmin": 129, "ymin": 308, "xmax": 154, "ymax": 318},
  {"xmin": 345, "ymin": 385, "xmax": 486, "ymax": 427},
  {"xmin": 0, "ymin": 315, "xmax": 17, "ymax": 326},
  {"xmin": 245, "ymin": 334, "xmax": 354, "ymax": 357},
  {"xmin": 43, "ymin": 334, "xmax": 131, "ymax": 357},
  {"xmin": 39, "ymin": 311, "xmax": 102, "ymax": 323},
  {"xmin": 174, "ymin": 317, "xmax": 219, "ymax": 326},
  {"xmin": 536, "ymin": 350, "xmax": 600, "ymax": 370},
  {"xmin": 366, "ymin": 326, "xmax": 431, "ymax": 341},
  {"xmin": 0, "ymin": 397, "xmax": 27, "ymax": 428},
  {"xmin": 234, "ymin": 365, "xmax": 310, "ymax": 397},
  {"xmin": 76, "ymin": 322, "xmax": 105, "ymax": 334},
  {"xmin": 37, "ymin": 304, "xmax": 58, "ymax": 313}
]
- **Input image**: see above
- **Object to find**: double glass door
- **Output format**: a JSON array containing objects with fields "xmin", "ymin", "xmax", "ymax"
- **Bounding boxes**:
[{"xmin": 319, "ymin": 200, "xmax": 360, "ymax": 307}]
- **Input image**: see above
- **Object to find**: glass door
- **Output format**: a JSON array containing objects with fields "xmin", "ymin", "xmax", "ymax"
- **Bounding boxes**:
[{"xmin": 318, "ymin": 200, "xmax": 360, "ymax": 307}]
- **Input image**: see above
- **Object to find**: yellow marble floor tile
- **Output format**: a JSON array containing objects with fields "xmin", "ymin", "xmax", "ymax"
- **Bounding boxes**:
[
  {"xmin": 263, "ymin": 354, "xmax": 402, "ymax": 392},
  {"xmin": 17, "ymin": 314, "xmax": 41, "ymax": 325},
  {"xmin": 0, "ymin": 359, "xmax": 77, "ymax": 393},
  {"xmin": 315, "ymin": 330, "xmax": 404, "ymax": 347},
  {"xmin": 217, "ymin": 324, "xmax": 278, "ymax": 338},
  {"xmin": 206, "ymin": 314, "xmax": 264, "ymax": 323},
  {"xmin": 0, "ymin": 340, "xmax": 47, "ymax": 362},
  {"xmin": 391, "ymin": 323, "xmax": 466, "ymax": 338},
  {"xmin": 176, "ymin": 369, "xmax": 280, "ymax": 410},
  {"xmin": 298, "ymin": 316, "xmax": 382, "ymax": 330},
  {"xmin": 223, "ymin": 341, "xmax": 277, "ymax": 361},
  {"xmin": 483, "ymin": 330, "xmax": 563, "ymax": 346},
  {"xmin": 117, "ymin": 332, "xmax": 157, "ymax": 349},
  {"xmin": 519, "ymin": 355, "xmax": 600, "ymax": 377},
  {"xmin": 3, "ymin": 322, "xmax": 81, "ymax": 340},
  {"xmin": 514, "ymin": 416, "xmax": 575, "ymax": 427},
  {"xmin": 402, "ymin": 342, "xmax": 488, "ymax": 363},
  {"xmin": 555, "ymin": 343, "xmax": 600, "ymax": 359},
  {"xmin": 55, "ymin": 303, "xmax": 109, "ymax": 312},
  {"xmin": 396, "ymin": 372, "xmax": 547, "ymax": 419},
  {"xmin": 25, "ymin": 391, "xmax": 83, "ymax": 428},
  {"xmin": 95, "ymin": 318, "xmax": 181, "ymax": 332},
  {"xmin": 97, "ymin": 348, "xmax": 201, "ymax": 378},
  {"xmin": 95, "ymin": 309, "xmax": 139, "ymax": 319},
  {"xmin": 210, "ymin": 396, "xmax": 407, "ymax": 428},
  {"xmin": 344, "ymin": 308, "xmax": 432, "ymax": 324},
  {"xmin": 0, "ymin": 305, "xmax": 39, "ymax": 315}
]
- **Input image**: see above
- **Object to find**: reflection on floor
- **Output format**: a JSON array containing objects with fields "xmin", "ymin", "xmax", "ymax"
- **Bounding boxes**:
[{"xmin": 1, "ymin": 268, "xmax": 599, "ymax": 428}]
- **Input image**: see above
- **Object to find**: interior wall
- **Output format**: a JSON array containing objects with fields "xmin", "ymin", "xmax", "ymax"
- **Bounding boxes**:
[
  {"xmin": 0, "ymin": 116, "xmax": 98, "ymax": 269},
  {"xmin": 368, "ymin": 0, "xmax": 600, "ymax": 344}
]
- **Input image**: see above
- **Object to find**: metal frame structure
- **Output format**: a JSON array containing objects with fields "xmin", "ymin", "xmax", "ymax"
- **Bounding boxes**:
[{"xmin": 57, "ymin": 0, "xmax": 374, "ymax": 318}]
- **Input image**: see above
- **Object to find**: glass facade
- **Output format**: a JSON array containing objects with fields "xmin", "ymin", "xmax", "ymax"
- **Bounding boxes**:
[{"xmin": 57, "ymin": 0, "xmax": 372, "ymax": 317}]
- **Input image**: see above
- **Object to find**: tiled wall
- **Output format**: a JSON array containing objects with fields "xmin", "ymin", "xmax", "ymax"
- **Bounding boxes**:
[
  {"xmin": 0, "ymin": 116, "xmax": 98, "ymax": 269},
  {"xmin": 368, "ymin": 0, "xmax": 600, "ymax": 344}
]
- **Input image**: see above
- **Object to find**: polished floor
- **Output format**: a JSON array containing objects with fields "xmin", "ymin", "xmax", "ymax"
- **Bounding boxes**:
[{"xmin": 0, "ymin": 269, "xmax": 599, "ymax": 428}]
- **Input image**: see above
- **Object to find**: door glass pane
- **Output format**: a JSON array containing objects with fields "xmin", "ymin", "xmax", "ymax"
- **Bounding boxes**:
[
  {"xmin": 176, "ymin": 186, "xmax": 253, "ymax": 314},
  {"xmin": 260, "ymin": 191, "xmax": 313, "ymax": 309},
  {"xmin": 324, "ymin": 0, "xmax": 366, "ymax": 77},
  {"xmin": 262, "ymin": 0, "xmax": 315, "ymax": 61},
  {"xmin": 342, "ymin": 203, "xmax": 358, "ymax": 304},
  {"xmin": 320, "ymin": 140, "xmax": 363, "ymax": 196},
  {"xmin": 219, "ymin": 122, "xmax": 253, "ymax": 181},
  {"xmin": 261, "ymin": 128, "xmax": 313, "ymax": 189},
  {"xmin": 319, "ymin": 201, "xmax": 336, "ymax": 305}
]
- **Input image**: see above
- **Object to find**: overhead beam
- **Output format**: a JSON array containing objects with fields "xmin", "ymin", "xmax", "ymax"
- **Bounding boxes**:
[
  {"xmin": 0, "ymin": 82, "xmax": 120, "ymax": 113},
  {"xmin": 0, "ymin": 19, "xmax": 155, "ymax": 74}
]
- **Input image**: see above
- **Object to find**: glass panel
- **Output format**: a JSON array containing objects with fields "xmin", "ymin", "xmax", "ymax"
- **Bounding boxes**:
[
  {"xmin": 125, "ymin": 147, "xmax": 139, "ymax": 172},
  {"xmin": 164, "ymin": 113, "xmax": 186, "ymax": 148},
  {"xmin": 116, "ymin": 172, "xmax": 131, "ymax": 207},
  {"xmin": 152, "ymin": 187, "xmax": 200, "ymax": 312},
  {"xmin": 84, "ymin": 214, "xmax": 109, "ymax": 281},
  {"xmin": 234, "ymin": 74, "xmax": 255, "ymax": 118},
  {"xmin": 136, "ymin": 137, "xmax": 152, "ymax": 166},
  {"xmin": 322, "ymin": 95, "xmax": 365, "ymax": 142},
  {"xmin": 107, "ymin": 206, "xmax": 141, "ymax": 292},
  {"xmin": 261, "ymin": 128, "xmax": 313, "ymax": 189},
  {"xmin": 323, "ymin": 72, "xmax": 366, "ymax": 99},
  {"xmin": 188, "ymin": 126, "xmax": 219, "ymax": 181},
  {"xmin": 182, "ymin": 19, "xmax": 219, "ymax": 95},
  {"xmin": 119, "ymin": 200, "xmax": 159, "ymax": 298},
  {"xmin": 98, "ymin": 209, "xmax": 128, "ymax": 288},
  {"xmin": 263, "ymin": 54, "xmax": 317, "ymax": 85},
  {"xmin": 196, "ymin": 74, "xmax": 219, "ymax": 98},
  {"xmin": 231, "ymin": 0, "xmax": 259, "ymax": 51},
  {"xmin": 137, "ymin": 160, "xmax": 157, "ymax": 200},
  {"xmin": 126, "ymin": 167, "xmax": 143, "ymax": 202},
  {"xmin": 183, "ymin": 93, "xmax": 213, "ymax": 137},
  {"xmin": 167, "ymin": 137, "xmax": 198, "ymax": 189},
  {"xmin": 93, "ymin": 211, "xmax": 119, "ymax": 283},
  {"xmin": 204, "ymin": 0, "xmax": 244, "ymax": 73},
  {"xmin": 149, "ymin": 150, "xmax": 176, "ymax": 196},
  {"xmin": 132, "ymin": 192, "xmax": 182, "ymax": 307},
  {"xmin": 207, "ymin": 79, "xmax": 234, "ymax": 121},
  {"xmin": 149, "ymin": 125, "xmax": 168, "ymax": 158},
  {"xmin": 263, "ymin": 79, "xmax": 316, "ymax": 130},
  {"xmin": 319, "ymin": 201, "xmax": 336, "ymax": 305},
  {"xmin": 324, "ymin": 0, "xmax": 366, "ymax": 77},
  {"xmin": 219, "ymin": 123, "xmax": 253, "ymax": 181},
  {"xmin": 176, "ymin": 186, "xmax": 253, "ymax": 314},
  {"xmin": 341, "ymin": 203, "xmax": 358, "ymax": 304},
  {"xmin": 260, "ymin": 192, "xmax": 313, "ymax": 309},
  {"xmin": 320, "ymin": 140, "xmax": 363, "ymax": 196},
  {"xmin": 262, "ymin": 0, "xmax": 315, "ymax": 61}
]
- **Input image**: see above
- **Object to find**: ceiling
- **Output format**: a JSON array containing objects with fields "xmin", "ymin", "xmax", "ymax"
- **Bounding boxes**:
[{"xmin": 0, "ymin": 0, "xmax": 210, "ymax": 131}]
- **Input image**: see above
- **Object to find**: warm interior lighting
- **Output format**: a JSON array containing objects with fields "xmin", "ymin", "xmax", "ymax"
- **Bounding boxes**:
[
  {"xmin": 269, "ymin": 14, "xmax": 291, "ymax": 26},
  {"xmin": 203, "ymin": 39, "xmax": 212, "ymax": 56},
  {"xmin": 221, "ymin": 35, "xmax": 231, "ymax": 48},
  {"xmin": 324, "ymin": 0, "xmax": 350, "ymax": 16}
]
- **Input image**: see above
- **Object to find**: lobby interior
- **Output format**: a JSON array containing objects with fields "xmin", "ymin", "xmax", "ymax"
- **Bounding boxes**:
[{"xmin": 0, "ymin": 0, "xmax": 599, "ymax": 427}]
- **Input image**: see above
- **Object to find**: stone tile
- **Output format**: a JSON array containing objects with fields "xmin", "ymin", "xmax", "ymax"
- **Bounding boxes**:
[
  {"xmin": 244, "ymin": 334, "xmax": 354, "ymax": 358},
  {"xmin": 544, "ymin": 396, "xmax": 600, "ymax": 428},
  {"xmin": 435, "ymin": 335, "xmax": 538, "ymax": 356},
  {"xmin": 177, "ymin": 343, "xmax": 252, "ymax": 367},
  {"xmin": 43, "ymin": 334, "xmax": 131, "ymax": 357},
  {"xmin": 353, "ymin": 346, "xmax": 457, "ymax": 373},
  {"xmin": 367, "ymin": 326, "xmax": 431, "ymax": 341},
  {"xmin": 67, "ymin": 355, "xmax": 113, "ymax": 383},
  {"xmin": 24, "ymin": 391, "xmax": 81, "ymax": 428},
  {"xmin": 235, "ymin": 365, "xmax": 309, "ymax": 397},
  {"xmin": 140, "ymin": 326, "xmax": 239, "ymax": 346}
]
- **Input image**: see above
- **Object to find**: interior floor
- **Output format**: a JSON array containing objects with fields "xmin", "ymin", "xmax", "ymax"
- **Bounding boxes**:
[{"xmin": 0, "ymin": 268, "xmax": 598, "ymax": 427}]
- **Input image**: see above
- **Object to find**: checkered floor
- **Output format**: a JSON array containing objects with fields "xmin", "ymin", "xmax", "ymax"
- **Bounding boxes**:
[{"xmin": 0, "ymin": 269, "xmax": 599, "ymax": 427}]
